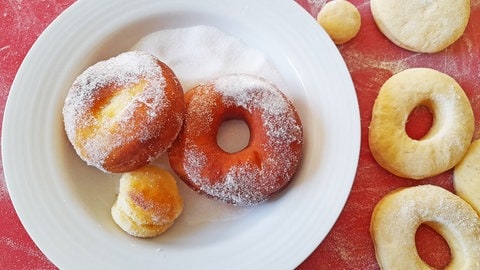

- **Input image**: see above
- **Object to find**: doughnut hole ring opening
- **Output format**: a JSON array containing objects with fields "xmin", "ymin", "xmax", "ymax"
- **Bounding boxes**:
[
  {"xmin": 368, "ymin": 68, "xmax": 474, "ymax": 179},
  {"xmin": 63, "ymin": 51, "xmax": 185, "ymax": 173},
  {"xmin": 370, "ymin": 185, "xmax": 480, "ymax": 269},
  {"xmin": 168, "ymin": 74, "xmax": 304, "ymax": 206}
]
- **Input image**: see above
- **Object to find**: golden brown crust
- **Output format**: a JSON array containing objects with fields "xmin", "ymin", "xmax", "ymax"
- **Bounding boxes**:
[
  {"xmin": 102, "ymin": 61, "xmax": 185, "ymax": 172},
  {"xmin": 111, "ymin": 165, "xmax": 183, "ymax": 238},
  {"xmin": 168, "ymin": 74, "xmax": 303, "ymax": 206},
  {"xmin": 63, "ymin": 51, "xmax": 185, "ymax": 173}
]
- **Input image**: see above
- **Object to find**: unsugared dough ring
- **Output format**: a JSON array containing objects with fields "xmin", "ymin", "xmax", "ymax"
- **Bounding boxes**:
[
  {"xmin": 454, "ymin": 139, "xmax": 480, "ymax": 215},
  {"xmin": 370, "ymin": 0, "xmax": 470, "ymax": 53},
  {"xmin": 369, "ymin": 68, "xmax": 474, "ymax": 179},
  {"xmin": 168, "ymin": 74, "xmax": 304, "ymax": 206},
  {"xmin": 370, "ymin": 185, "xmax": 480, "ymax": 269},
  {"xmin": 63, "ymin": 51, "xmax": 185, "ymax": 173}
]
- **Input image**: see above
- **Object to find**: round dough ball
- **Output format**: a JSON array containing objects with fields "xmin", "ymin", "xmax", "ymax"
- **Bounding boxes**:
[
  {"xmin": 317, "ymin": 0, "xmax": 361, "ymax": 45},
  {"xmin": 111, "ymin": 165, "xmax": 183, "ymax": 237},
  {"xmin": 370, "ymin": 0, "xmax": 470, "ymax": 53}
]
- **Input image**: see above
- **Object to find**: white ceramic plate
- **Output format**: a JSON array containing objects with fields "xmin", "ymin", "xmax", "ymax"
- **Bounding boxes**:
[{"xmin": 2, "ymin": 0, "xmax": 360, "ymax": 269}]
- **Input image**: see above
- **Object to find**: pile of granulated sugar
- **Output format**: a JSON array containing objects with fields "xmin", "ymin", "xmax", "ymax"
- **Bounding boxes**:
[
  {"xmin": 133, "ymin": 25, "xmax": 288, "ymax": 223},
  {"xmin": 131, "ymin": 25, "xmax": 285, "ymax": 91}
]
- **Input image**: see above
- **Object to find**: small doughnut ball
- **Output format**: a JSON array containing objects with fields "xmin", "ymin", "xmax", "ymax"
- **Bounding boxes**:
[
  {"xmin": 370, "ymin": 185, "xmax": 480, "ymax": 269},
  {"xmin": 111, "ymin": 165, "xmax": 183, "ymax": 238},
  {"xmin": 369, "ymin": 68, "xmax": 474, "ymax": 179},
  {"xmin": 317, "ymin": 0, "xmax": 361, "ymax": 45},
  {"xmin": 454, "ymin": 139, "xmax": 480, "ymax": 215},
  {"xmin": 370, "ymin": 0, "xmax": 470, "ymax": 53},
  {"xmin": 168, "ymin": 74, "xmax": 304, "ymax": 206},
  {"xmin": 63, "ymin": 51, "xmax": 185, "ymax": 173}
]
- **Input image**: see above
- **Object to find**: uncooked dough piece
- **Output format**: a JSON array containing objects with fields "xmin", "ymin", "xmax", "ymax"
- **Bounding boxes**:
[
  {"xmin": 371, "ymin": 185, "xmax": 480, "ymax": 269},
  {"xmin": 454, "ymin": 139, "xmax": 480, "ymax": 215},
  {"xmin": 369, "ymin": 68, "xmax": 474, "ymax": 179},
  {"xmin": 370, "ymin": 0, "xmax": 470, "ymax": 53},
  {"xmin": 317, "ymin": 0, "xmax": 361, "ymax": 45}
]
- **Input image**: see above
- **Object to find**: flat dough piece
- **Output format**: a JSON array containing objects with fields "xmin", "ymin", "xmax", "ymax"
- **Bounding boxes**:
[
  {"xmin": 370, "ymin": 0, "xmax": 470, "ymax": 53},
  {"xmin": 454, "ymin": 139, "xmax": 480, "ymax": 215}
]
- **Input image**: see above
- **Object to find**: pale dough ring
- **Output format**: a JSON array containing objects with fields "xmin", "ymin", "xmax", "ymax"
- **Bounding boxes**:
[
  {"xmin": 454, "ymin": 139, "xmax": 480, "ymax": 215},
  {"xmin": 316, "ymin": 0, "xmax": 361, "ymax": 45},
  {"xmin": 370, "ymin": 185, "xmax": 480, "ymax": 269},
  {"xmin": 369, "ymin": 68, "xmax": 474, "ymax": 179},
  {"xmin": 370, "ymin": 0, "xmax": 470, "ymax": 53}
]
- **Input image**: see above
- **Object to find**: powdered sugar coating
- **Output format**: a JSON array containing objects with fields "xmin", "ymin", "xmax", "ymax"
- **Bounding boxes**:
[
  {"xmin": 170, "ymin": 74, "xmax": 303, "ymax": 206},
  {"xmin": 371, "ymin": 185, "xmax": 480, "ymax": 269},
  {"xmin": 63, "ymin": 51, "xmax": 179, "ymax": 172},
  {"xmin": 215, "ymin": 74, "xmax": 303, "ymax": 144}
]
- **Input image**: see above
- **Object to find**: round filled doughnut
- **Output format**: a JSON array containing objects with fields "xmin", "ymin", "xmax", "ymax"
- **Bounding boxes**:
[
  {"xmin": 316, "ymin": 0, "xmax": 361, "ymax": 45},
  {"xmin": 368, "ymin": 68, "xmax": 474, "ymax": 179},
  {"xmin": 454, "ymin": 139, "xmax": 480, "ymax": 215},
  {"xmin": 168, "ymin": 74, "xmax": 304, "ymax": 206},
  {"xmin": 370, "ymin": 185, "xmax": 480, "ymax": 269},
  {"xmin": 62, "ymin": 51, "xmax": 185, "ymax": 173},
  {"xmin": 111, "ymin": 165, "xmax": 183, "ymax": 238},
  {"xmin": 370, "ymin": 0, "xmax": 470, "ymax": 53}
]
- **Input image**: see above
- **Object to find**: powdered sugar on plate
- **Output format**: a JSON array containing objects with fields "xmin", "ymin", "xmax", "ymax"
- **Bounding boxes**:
[{"xmin": 131, "ymin": 25, "xmax": 285, "ymax": 91}]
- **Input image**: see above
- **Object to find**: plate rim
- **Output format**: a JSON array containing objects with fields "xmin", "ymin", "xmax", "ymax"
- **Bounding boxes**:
[{"xmin": 2, "ymin": 0, "xmax": 360, "ymax": 269}]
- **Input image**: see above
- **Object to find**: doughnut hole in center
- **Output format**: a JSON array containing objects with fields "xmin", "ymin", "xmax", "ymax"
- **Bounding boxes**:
[
  {"xmin": 415, "ymin": 223, "xmax": 452, "ymax": 269},
  {"xmin": 216, "ymin": 119, "xmax": 251, "ymax": 153},
  {"xmin": 405, "ymin": 104, "xmax": 434, "ymax": 140}
]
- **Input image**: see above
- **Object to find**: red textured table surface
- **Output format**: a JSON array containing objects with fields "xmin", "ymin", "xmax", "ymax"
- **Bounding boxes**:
[{"xmin": 1, "ymin": 0, "xmax": 480, "ymax": 269}]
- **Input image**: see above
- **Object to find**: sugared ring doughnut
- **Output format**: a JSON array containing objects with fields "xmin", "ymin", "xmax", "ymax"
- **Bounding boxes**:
[
  {"xmin": 370, "ymin": 185, "xmax": 480, "ymax": 269},
  {"xmin": 63, "ymin": 51, "xmax": 185, "ymax": 173},
  {"xmin": 111, "ymin": 165, "xmax": 183, "ymax": 238},
  {"xmin": 454, "ymin": 139, "xmax": 480, "ymax": 215},
  {"xmin": 168, "ymin": 74, "xmax": 304, "ymax": 206},
  {"xmin": 369, "ymin": 68, "xmax": 474, "ymax": 179}
]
